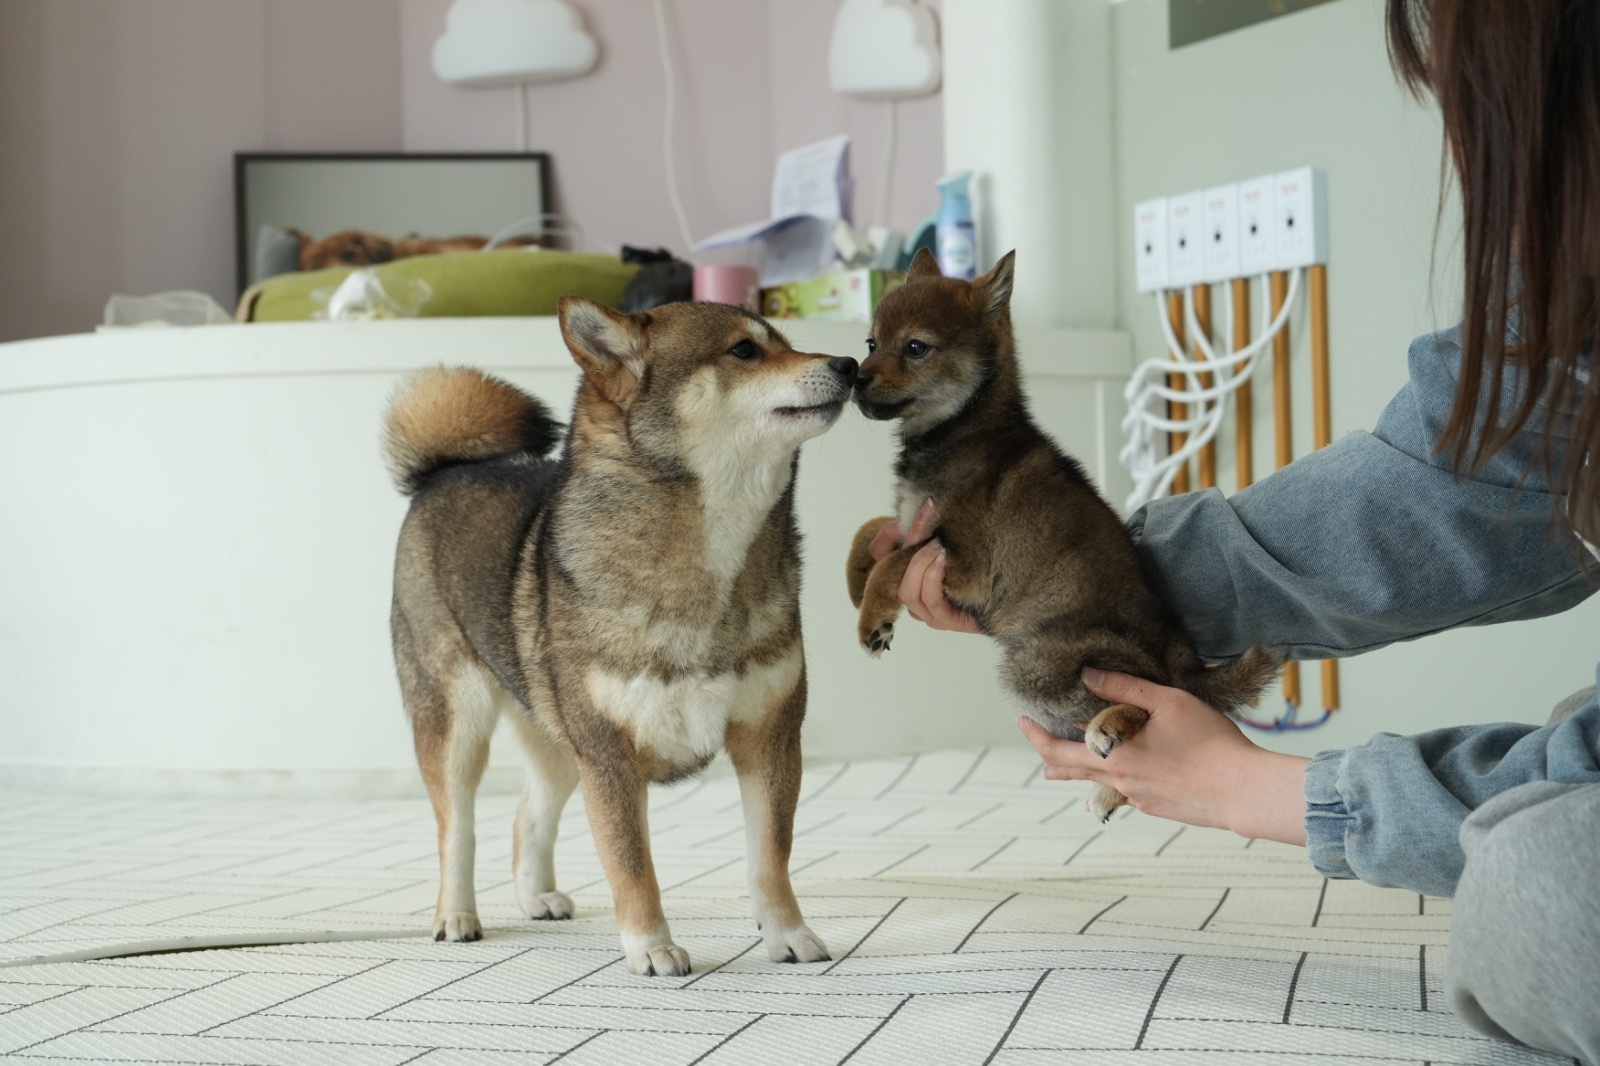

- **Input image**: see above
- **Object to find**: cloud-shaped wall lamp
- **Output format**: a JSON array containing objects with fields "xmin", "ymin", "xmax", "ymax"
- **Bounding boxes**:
[
  {"xmin": 432, "ymin": 0, "xmax": 599, "ymax": 88},
  {"xmin": 828, "ymin": 0, "xmax": 942, "ymax": 100}
]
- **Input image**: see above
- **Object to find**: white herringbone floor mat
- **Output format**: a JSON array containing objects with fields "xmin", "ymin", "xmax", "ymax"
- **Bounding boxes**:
[{"xmin": 0, "ymin": 748, "xmax": 1570, "ymax": 1064}]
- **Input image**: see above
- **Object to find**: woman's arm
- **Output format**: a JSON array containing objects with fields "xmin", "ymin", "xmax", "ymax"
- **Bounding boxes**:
[{"xmin": 1132, "ymin": 328, "xmax": 1594, "ymax": 661}]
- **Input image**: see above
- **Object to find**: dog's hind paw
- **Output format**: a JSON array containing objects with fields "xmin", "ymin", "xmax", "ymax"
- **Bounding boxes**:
[
  {"xmin": 765, "ymin": 924, "xmax": 831, "ymax": 964},
  {"xmin": 1087, "ymin": 784, "xmax": 1128, "ymax": 823},
  {"xmin": 861, "ymin": 621, "xmax": 895, "ymax": 658},
  {"xmin": 518, "ymin": 889, "xmax": 574, "ymax": 921},
  {"xmin": 432, "ymin": 911, "xmax": 483, "ymax": 943}
]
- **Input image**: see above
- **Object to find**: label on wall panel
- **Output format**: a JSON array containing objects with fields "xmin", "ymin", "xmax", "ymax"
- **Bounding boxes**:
[{"xmin": 1169, "ymin": 0, "xmax": 1343, "ymax": 50}]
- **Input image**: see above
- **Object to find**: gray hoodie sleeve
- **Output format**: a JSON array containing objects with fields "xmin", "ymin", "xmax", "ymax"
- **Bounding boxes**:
[
  {"xmin": 1127, "ymin": 328, "xmax": 1594, "ymax": 662},
  {"xmin": 1302, "ymin": 689, "xmax": 1600, "ymax": 896}
]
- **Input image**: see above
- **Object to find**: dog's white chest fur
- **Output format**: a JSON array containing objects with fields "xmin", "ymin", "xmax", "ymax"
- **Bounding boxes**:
[{"xmin": 585, "ymin": 645, "xmax": 802, "ymax": 766}]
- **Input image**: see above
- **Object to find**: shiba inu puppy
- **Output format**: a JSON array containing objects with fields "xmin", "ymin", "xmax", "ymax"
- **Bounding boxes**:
[
  {"xmin": 384, "ymin": 298, "xmax": 855, "ymax": 975},
  {"xmin": 846, "ymin": 250, "xmax": 1280, "ymax": 821}
]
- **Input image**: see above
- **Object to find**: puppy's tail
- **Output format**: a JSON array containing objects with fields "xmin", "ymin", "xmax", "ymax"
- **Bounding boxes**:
[
  {"xmin": 1188, "ymin": 645, "xmax": 1287, "ymax": 714},
  {"xmin": 382, "ymin": 366, "xmax": 562, "ymax": 495}
]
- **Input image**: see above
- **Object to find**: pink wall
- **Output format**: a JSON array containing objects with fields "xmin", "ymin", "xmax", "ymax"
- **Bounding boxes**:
[
  {"xmin": 401, "ymin": 0, "xmax": 944, "ymax": 257},
  {"xmin": 0, "ymin": 0, "xmax": 403, "ymax": 342},
  {"xmin": 0, "ymin": 0, "xmax": 944, "ymax": 342}
]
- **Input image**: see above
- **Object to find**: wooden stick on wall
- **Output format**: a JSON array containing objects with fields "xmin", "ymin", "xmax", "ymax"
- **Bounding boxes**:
[
  {"xmin": 1269, "ymin": 270, "xmax": 1300, "ymax": 709},
  {"xmin": 1308, "ymin": 264, "xmax": 1340, "ymax": 714},
  {"xmin": 1193, "ymin": 285, "xmax": 1216, "ymax": 489},
  {"xmin": 1231, "ymin": 277, "xmax": 1253, "ymax": 490},
  {"xmin": 1165, "ymin": 291, "xmax": 1191, "ymax": 495}
]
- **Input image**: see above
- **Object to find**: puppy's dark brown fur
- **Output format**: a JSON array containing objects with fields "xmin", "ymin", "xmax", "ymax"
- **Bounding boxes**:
[{"xmin": 847, "ymin": 249, "xmax": 1280, "ymax": 820}]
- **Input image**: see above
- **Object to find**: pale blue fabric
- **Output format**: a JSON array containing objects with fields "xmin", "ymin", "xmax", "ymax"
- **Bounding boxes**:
[{"xmin": 1128, "ymin": 325, "xmax": 1598, "ymax": 897}]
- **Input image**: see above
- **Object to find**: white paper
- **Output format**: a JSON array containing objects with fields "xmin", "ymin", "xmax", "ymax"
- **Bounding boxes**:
[
  {"xmin": 769, "ymin": 134, "xmax": 850, "ymax": 221},
  {"xmin": 695, "ymin": 135, "xmax": 851, "ymax": 273}
]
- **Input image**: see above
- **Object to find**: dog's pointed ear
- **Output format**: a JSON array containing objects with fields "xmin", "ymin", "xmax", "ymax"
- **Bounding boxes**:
[
  {"xmin": 975, "ymin": 250, "xmax": 1016, "ymax": 316},
  {"xmin": 906, "ymin": 247, "xmax": 942, "ymax": 279},
  {"xmin": 559, "ymin": 297, "xmax": 647, "ymax": 401}
]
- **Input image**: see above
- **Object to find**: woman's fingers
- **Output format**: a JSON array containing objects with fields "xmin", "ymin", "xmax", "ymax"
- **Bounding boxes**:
[
  {"xmin": 1081, "ymin": 667, "xmax": 1164, "ymax": 713},
  {"xmin": 867, "ymin": 520, "xmax": 905, "ymax": 562},
  {"xmin": 922, "ymin": 549, "xmax": 981, "ymax": 633},
  {"xmin": 899, "ymin": 541, "xmax": 942, "ymax": 622},
  {"xmin": 1017, "ymin": 715, "xmax": 1100, "ymax": 781},
  {"xmin": 905, "ymin": 497, "xmax": 938, "ymax": 544}
]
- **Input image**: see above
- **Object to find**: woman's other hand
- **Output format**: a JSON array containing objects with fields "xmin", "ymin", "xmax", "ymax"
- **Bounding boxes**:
[
  {"xmin": 1018, "ymin": 667, "xmax": 1310, "ymax": 845},
  {"xmin": 867, "ymin": 498, "xmax": 982, "ymax": 635}
]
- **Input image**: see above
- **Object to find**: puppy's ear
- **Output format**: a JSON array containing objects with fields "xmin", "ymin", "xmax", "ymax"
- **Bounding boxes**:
[
  {"xmin": 559, "ymin": 297, "xmax": 647, "ymax": 402},
  {"xmin": 906, "ymin": 246, "xmax": 942, "ymax": 279},
  {"xmin": 975, "ymin": 250, "xmax": 1016, "ymax": 316}
]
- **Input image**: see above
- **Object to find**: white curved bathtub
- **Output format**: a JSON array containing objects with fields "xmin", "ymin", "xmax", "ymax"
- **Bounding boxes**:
[{"xmin": 0, "ymin": 317, "xmax": 1134, "ymax": 795}]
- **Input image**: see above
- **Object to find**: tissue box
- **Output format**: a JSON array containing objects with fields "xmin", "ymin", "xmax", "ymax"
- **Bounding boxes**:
[{"xmin": 760, "ymin": 268, "xmax": 904, "ymax": 323}]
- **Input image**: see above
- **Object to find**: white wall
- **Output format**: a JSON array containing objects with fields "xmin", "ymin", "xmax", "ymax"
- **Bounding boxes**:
[{"xmin": 0, "ymin": 319, "xmax": 1128, "ymax": 794}]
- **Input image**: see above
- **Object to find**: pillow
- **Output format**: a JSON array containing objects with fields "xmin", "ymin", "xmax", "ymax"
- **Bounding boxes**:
[
  {"xmin": 244, "ymin": 249, "xmax": 640, "ymax": 322},
  {"xmin": 253, "ymin": 224, "xmax": 304, "ymax": 283}
]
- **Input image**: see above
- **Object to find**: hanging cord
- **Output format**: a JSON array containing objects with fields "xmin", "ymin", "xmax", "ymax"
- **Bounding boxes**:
[
  {"xmin": 1121, "ymin": 269, "xmax": 1302, "ymax": 511},
  {"xmin": 515, "ymin": 84, "xmax": 530, "ymax": 153},
  {"xmin": 877, "ymin": 100, "xmax": 898, "ymax": 228},
  {"xmin": 651, "ymin": 0, "xmax": 698, "ymax": 255}
]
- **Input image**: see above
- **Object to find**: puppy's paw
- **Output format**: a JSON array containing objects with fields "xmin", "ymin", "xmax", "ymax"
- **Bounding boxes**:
[
  {"xmin": 518, "ymin": 889, "xmax": 574, "ymax": 921},
  {"xmin": 764, "ymin": 924, "xmax": 831, "ymax": 964},
  {"xmin": 860, "ymin": 620, "xmax": 895, "ymax": 658},
  {"xmin": 1086, "ymin": 784, "xmax": 1128, "ymax": 824},
  {"xmin": 626, "ymin": 942, "xmax": 693, "ymax": 977},
  {"xmin": 1084, "ymin": 704, "xmax": 1149, "ymax": 759},
  {"xmin": 1083, "ymin": 720, "xmax": 1125, "ymax": 759},
  {"xmin": 432, "ymin": 911, "xmax": 483, "ymax": 943}
]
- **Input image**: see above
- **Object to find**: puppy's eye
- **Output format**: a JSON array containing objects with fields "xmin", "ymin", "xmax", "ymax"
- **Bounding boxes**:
[
  {"xmin": 905, "ymin": 339, "xmax": 930, "ymax": 359},
  {"xmin": 729, "ymin": 339, "xmax": 760, "ymax": 360},
  {"xmin": 866, "ymin": 338, "xmax": 877, "ymax": 353}
]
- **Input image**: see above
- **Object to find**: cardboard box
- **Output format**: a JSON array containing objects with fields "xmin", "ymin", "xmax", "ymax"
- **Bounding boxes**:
[{"xmin": 760, "ymin": 268, "xmax": 904, "ymax": 323}]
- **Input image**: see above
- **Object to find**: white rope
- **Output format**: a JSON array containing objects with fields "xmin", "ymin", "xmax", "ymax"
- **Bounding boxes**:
[{"xmin": 1121, "ymin": 269, "xmax": 1302, "ymax": 511}]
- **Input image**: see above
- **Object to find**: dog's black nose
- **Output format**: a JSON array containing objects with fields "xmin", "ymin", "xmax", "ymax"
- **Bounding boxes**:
[{"xmin": 828, "ymin": 356, "xmax": 859, "ymax": 381}]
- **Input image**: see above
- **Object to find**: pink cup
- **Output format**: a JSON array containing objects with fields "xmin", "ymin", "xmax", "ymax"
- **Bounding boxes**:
[{"xmin": 692, "ymin": 264, "xmax": 760, "ymax": 311}]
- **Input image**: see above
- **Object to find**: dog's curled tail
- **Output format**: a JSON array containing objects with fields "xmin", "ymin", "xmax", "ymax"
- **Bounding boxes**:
[
  {"xmin": 1189, "ymin": 645, "xmax": 1287, "ymax": 715},
  {"xmin": 382, "ymin": 366, "xmax": 562, "ymax": 495}
]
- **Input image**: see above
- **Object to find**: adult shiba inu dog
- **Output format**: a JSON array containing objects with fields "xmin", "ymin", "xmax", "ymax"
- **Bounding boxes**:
[
  {"xmin": 383, "ymin": 298, "xmax": 855, "ymax": 975},
  {"xmin": 846, "ymin": 250, "xmax": 1280, "ymax": 821}
]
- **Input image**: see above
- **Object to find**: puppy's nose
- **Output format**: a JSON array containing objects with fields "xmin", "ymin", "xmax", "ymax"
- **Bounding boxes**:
[{"xmin": 828, "ymin": 356, "xmax": 859, "ymax": 381}]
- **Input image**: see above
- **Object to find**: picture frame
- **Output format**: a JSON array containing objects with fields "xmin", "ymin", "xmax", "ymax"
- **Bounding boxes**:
[{"xmin": 233, "ymin": 152, "xmax": 552, "ymax": 296}]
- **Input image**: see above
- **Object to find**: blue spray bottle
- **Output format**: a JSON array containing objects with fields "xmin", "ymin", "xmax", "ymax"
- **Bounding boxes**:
[{"xmin": 935, "ymin": 171, "xmax": 977, "ymax": 279}]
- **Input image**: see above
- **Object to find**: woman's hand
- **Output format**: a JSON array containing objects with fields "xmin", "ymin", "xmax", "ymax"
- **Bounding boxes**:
[
  {"xmin": 867, "ymin": 498, "xmax": 982, "ymax": 635},
  {"xmin": 1018, "ymin": 668, "xmax": 1310, "ymax": 845}
]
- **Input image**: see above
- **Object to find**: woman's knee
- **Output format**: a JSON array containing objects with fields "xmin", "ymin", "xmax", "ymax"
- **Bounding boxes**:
[{"xmin": 1448, "ymin": 782, "xmax": 1600, "ymax": 1064}]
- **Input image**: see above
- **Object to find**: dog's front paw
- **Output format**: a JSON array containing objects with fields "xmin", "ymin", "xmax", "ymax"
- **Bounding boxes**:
[
  {"xmin": 1086, "ymin": 784, "xmax": 1128, "ymax": 824},
  {"xmin": 859, "ymin": 619, "xmax": 895, "ymax": 657},
  {"xmin": 764, "ymin": 924, "xmax": 831, "ymax": 964},
  {"xmin": 518, "ymin": 889, "xmax": 574, "ymax": 921},
  {"xmin": 626, "ymin": 942, "xmax": 693, "ymax": 977},
  {"xmin": 433, "ymin": 911, "xmax": 483, "ymax": 942}
]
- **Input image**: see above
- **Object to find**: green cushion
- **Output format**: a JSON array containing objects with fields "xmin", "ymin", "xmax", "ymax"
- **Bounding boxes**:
[{"xmin": 247, "ymin": 249, "xmax": 640, "ymax": 322}]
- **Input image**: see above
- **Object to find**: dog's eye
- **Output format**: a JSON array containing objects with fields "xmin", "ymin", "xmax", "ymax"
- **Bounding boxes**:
[
  {"xmin": 905, "ymin": 339, "xmax": 930, "ymax": 359},
  {"xmin": 866, "ymin": 338, "xmax": 877, "ymax": 354},
  {"xmin": 729, "ymin": 339, "xmax": 761, "ymax": 360}
]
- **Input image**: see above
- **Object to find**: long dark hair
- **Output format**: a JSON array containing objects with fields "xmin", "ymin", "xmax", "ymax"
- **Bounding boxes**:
[{"xmin": 1388, "ymin": 0, "xmax": 1600, "ymax": 545}]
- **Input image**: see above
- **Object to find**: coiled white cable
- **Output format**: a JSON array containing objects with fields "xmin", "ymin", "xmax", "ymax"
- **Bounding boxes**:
[{"xmin": 1121, "ymin": 270, "xmax": 1302, "ymax": 511}]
